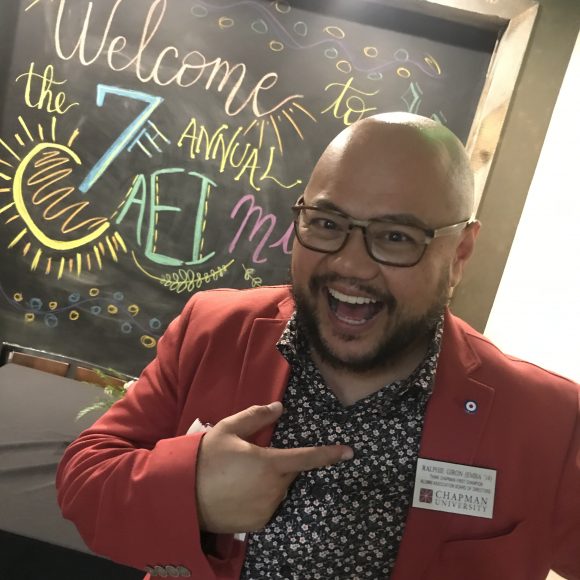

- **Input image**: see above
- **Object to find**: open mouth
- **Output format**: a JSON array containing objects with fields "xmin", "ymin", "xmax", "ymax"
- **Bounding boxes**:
[{"xmin": 327, "ymin": 287, "xmax": 384, "ymax": 326}]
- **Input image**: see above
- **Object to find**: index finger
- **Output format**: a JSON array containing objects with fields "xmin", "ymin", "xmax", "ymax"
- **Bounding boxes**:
[{"xmin": 267, "ymin": 444, "xmax": 354, "ymax": 475}]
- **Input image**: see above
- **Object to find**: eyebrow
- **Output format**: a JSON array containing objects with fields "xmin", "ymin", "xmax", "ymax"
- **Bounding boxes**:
[{"xmin": 310, "ymin": 198, "xmax": 430, "ymax": 229}]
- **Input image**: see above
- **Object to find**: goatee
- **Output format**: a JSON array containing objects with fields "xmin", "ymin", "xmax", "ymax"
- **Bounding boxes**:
[{"xmin": 291, "ymin": 272, "xmax": 449, "ymax": 373}]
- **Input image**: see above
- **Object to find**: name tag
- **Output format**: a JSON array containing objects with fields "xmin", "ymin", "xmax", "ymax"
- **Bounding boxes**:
[{"xmin": 412, "ymin": 458, "xmax": 496, "ymax": 519}]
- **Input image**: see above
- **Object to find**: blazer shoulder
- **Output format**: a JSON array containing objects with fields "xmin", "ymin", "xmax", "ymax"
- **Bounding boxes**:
[
  {"xmin": 156, "ymin": 286, "xmax": 292, "ymax": 373},
  {"xmin": 182, "ymin": 284, "xmax": 293, "ymax": 322},
  {"xmin": 454, "ymin": 316, "xmax": 579, "ymax": 393}
]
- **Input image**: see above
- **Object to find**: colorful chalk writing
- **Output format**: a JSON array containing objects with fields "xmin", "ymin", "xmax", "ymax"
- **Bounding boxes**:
[
  {"xmin": 229, "ymin": 194, "xmax": 293, "ymax": 264},
  {"xmin": 114, "ymin": 168, "xmax": 216, "ymax": 267},
  {"xmin": 322, "ymin": 78, "xmax": 379, "ymax": 125},
  {"xmin": 16, "ymin": 63, "xmax": 79, "ymax": 115},
  {"xmin": 177, "ymin": 116, "xmax": 304, "ymax": 190},
  {"xmin": 79, "ymin": 85, "xmax": 164, "ymax": 193},
  {"xmin": 0, "ymin": 0, "xmax": 489, "ymax": 373},
  {"xmin": 51, "ymin": 0, "xmax": 304, "ymax": 118}
]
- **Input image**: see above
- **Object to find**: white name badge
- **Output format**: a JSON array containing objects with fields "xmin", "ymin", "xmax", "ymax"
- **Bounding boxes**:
[{"xmin": 412, "ymin": 458, "xmax": 496, "ymax": 519}]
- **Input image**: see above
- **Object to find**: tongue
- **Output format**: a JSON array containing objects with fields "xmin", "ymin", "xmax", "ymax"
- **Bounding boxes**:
[{"xmin": 335, "ymin": 301, "xmax": 376, "ymax": 322}]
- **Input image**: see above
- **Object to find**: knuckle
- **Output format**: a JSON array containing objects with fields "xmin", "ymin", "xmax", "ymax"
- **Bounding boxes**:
[
  {"xmin": 214, "ymin": 415, "xmax": 233, "ymax": 430},
  {"xmin": 217, "ymin": 404, "xmax": 265, "ymax": 427},
  {"xmin": 237, "ymin": 405, "xmax": 267, "ymax": 426}
]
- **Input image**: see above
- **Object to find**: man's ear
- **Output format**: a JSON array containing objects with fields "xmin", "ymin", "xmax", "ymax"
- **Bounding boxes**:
[{"xmin": 449, "ymin": 220, "xmax": 481, "ymax": 290}]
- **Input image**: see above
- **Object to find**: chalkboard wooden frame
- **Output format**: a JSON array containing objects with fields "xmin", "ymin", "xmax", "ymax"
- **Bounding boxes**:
[
  {"xmin": 0, "ymin": 0, "xmax": 21, "ymax": 136},
  {"xmin": 371, "ymin": 0, "xmax": 540, "ymax": 209}
]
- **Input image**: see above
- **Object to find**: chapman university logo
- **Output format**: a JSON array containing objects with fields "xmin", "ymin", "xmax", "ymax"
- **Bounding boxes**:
[{"xmin": 419, "ymin": 487, "xmax": 489, "ymax": 513}]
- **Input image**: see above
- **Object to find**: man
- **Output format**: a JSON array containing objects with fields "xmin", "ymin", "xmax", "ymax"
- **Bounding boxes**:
[{"xmin": 57, "ymin": 113, "xmax": 580, "ymax": 580}]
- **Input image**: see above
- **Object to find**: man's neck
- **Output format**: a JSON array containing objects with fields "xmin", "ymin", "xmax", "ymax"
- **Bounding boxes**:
[{"xmin": 312, "ymin": 336, "xmax": 431, "ymax": 407}]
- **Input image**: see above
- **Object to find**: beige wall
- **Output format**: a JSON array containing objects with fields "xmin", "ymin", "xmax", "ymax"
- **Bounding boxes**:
[
  {"xmin": 485, "ymin": 28, "xmax": 580, "ymax": 381},
  {"xmin": 452, "ymin": 0, "xmax": 580, "ymax": 331}
]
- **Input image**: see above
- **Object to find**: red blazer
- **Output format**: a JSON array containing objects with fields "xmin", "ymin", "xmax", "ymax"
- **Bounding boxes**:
[{"xmin": 56, "ymin": 286, "xmax": 580, "ymax": 580}]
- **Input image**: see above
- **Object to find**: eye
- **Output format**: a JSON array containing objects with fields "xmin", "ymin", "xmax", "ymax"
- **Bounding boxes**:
[
  {"xmin": 373, "ymin": 224, "xmax": 423, "ymax": 245},
  {"xmin": 385, "ymin": 230, "xmax": 413, "ymax": 243},
  {"xmin": 385, "ymin": 230, "xmax": 419, "ymax": 244},
  {"xmin": 302, "ymin": 209, "xmax": 345, "ymax": 232},
  {"xmin": 309, "ymin": 216, "xmax": 340, "ymax": 230}
]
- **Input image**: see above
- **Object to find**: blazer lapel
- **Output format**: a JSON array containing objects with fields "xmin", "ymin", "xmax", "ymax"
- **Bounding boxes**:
[
  {"xmin": 232, "ymin": 297, "xmax": 293, "ymax": 447},
  {"xmin": 392, "ymin": 311, "xmax": 496, "ymax": 579},
  {"xmin": 418, "ymin": 312, "xmax": 495, "ymax": 465}
]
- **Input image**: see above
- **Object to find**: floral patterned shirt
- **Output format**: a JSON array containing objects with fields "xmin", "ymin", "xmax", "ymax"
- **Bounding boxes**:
[{"xmin": 241, "ymin": 314, "xmax": 443, "ymax": 579}]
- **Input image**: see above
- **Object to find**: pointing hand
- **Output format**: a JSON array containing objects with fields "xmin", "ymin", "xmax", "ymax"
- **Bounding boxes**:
[{"xmin": 195, "ymin": 402, "xmax": 353, "ymax": 533}]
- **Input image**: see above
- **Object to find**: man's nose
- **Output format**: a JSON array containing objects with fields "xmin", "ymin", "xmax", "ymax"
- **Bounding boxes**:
[{"xmin": 327, "ymin": 227, "xmax": 378, "ymax": 279}]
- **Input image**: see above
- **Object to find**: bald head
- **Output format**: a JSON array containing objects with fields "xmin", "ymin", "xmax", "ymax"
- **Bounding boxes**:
[
  {"xmin": 292, "ymin": 114, "xmax": 481, "ymax": 374},
  {"xmin": 311, "ymin": 113, "xmax": 475, "ymax": 221}
]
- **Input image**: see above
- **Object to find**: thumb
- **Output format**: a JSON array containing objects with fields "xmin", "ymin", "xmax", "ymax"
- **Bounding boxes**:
[{"xmin": 218, "ymin": 402, "xmax": 284, "ymax": 439}]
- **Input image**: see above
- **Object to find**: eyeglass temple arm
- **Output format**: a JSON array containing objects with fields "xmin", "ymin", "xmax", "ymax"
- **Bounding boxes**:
[{"xmin": 431, "ymin": 219, "xmax": 474, "ymax": 239}]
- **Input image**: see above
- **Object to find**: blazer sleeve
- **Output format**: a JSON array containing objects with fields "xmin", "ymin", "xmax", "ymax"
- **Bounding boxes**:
[
  {"xmin": 551, "ymin": 388, "xmax": 580, "ymax": 580},
  {"xmin": 56, "ymin": 296, "xmax": 237, "ymax": 578}
]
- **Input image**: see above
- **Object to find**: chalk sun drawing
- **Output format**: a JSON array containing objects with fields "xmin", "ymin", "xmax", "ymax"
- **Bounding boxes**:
[{"xmin": 0, "ymin": 115, "xmax": 126, "ymax": 278}]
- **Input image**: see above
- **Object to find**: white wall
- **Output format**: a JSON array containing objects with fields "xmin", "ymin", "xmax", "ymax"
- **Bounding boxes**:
[{"xmin": 484, "ymin": 31, "xmax": 580, "ymax": 383}]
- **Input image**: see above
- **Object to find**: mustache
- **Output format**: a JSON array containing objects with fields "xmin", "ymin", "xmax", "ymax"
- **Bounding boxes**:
[{"xmin": 308, "ymin": 273, "xmax": 397, "ymax": 314}]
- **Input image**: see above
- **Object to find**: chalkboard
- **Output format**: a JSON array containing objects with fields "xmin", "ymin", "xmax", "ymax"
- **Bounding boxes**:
[{"xmin": 0, "ymin": 0, "xmax": 497, "ymax": 375}]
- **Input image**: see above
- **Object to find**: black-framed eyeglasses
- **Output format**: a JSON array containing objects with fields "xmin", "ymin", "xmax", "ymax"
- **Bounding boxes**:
[{"xmin": 291, "ymin": 196, "xmax": 473, "ymax": 267}]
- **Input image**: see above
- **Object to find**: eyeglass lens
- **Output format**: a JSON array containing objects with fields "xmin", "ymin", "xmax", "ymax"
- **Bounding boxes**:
[{"xmin": 295, "ymin": 208, "xmax": 428, "ymax": 266}]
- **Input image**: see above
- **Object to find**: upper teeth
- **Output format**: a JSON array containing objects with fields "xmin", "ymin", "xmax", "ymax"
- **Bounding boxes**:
[{"xmin": 328, "ymin": 288, "xmax": 378, "ymax": 305}]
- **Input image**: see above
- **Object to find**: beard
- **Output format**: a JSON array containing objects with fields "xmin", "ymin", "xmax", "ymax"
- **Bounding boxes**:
[{"xmin": 291, "ymin": 271, "xmax": 449, "ymax": 373}]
